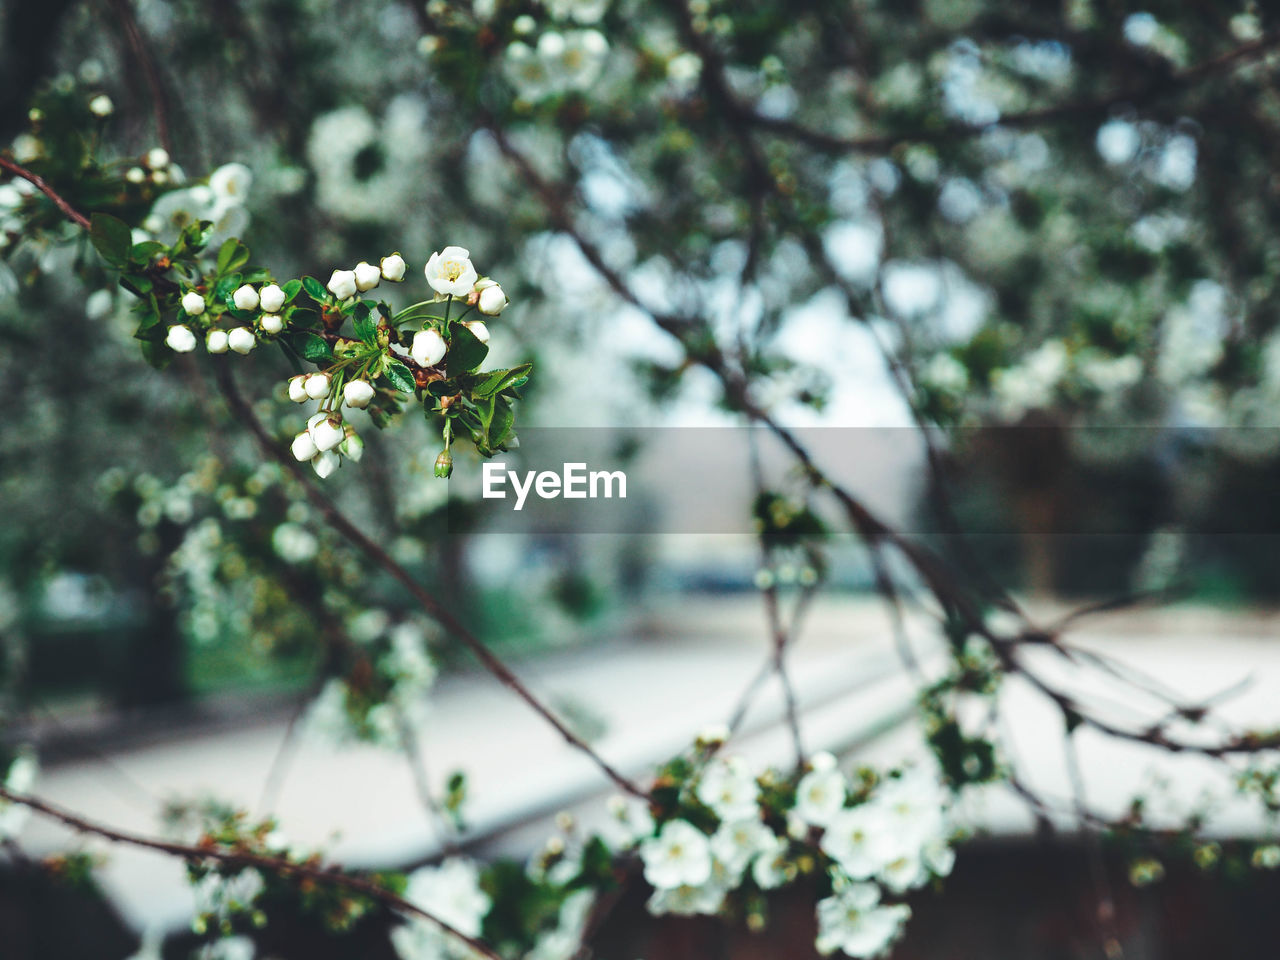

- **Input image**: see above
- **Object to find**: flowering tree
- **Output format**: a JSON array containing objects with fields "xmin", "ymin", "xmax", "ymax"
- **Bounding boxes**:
[{"xmin": 4, "ymin": 1, "xmax": 1280, "ymax": 959}]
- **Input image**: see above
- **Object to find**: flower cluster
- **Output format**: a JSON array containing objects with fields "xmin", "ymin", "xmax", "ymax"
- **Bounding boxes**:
[
  {"xmin": 624, "ymin": 747, "xmax": 955, "ymax": 959},
  {"xmin": 143, "ymin": 161, "xmax": 252, "ymax": 250},
  {"xmin": 391, "ymin": 858, "xmax": 492, "ymax": 960},
  {"xmin": 281, "ymin": 245, "xmax": 511, "ymax": 479},
  {"xmin": 503, "ymin": 30, "xmax": 610, "ymax": 101}
]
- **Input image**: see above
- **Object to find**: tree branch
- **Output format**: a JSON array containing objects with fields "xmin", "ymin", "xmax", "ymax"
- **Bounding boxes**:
[{"xmin": 0, "ymin": 786, "xmax": 502, "ymax": 960}]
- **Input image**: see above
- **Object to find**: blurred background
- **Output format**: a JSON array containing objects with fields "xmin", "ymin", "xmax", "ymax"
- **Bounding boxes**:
[{"xmin": 4, "ymin": 0, "xmax": 1280, "ymax": 957}]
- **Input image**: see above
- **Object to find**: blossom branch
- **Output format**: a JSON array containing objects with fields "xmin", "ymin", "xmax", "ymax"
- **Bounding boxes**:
[
  {"xmin": 0, "ymin": 155, "xmax": 90, "ymax": 230},
  {"xmin": 0, "ymin": 786, "xmax": 503, "ymax": 960}
]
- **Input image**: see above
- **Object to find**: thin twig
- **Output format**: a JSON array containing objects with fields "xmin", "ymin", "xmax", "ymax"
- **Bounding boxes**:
[{"xmin": 0, "ymin": 156, "xmax": 91, "ymax": 229}]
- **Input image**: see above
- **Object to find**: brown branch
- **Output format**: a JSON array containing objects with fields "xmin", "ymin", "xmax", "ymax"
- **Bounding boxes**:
[
  {"xmin": 0, "ymin": 786, "xmax": 503, "ymax": 960},
  {"xmin": 104, "ymin": 0, "xmax": 175, "ymax": 155},
  {"xmin": 0, "ymin": 156, "xmax": 91, "ymax": 230},
  {"xmin": 210, "ymin": 363, "xmax": 648, "ymax": 800}
]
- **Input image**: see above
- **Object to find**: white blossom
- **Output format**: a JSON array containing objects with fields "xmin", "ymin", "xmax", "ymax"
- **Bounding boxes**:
[
  {"xmin": 424, "ymin": 246, "xmax": 479, "ymax": 297},
  {"xmin": 464, "ymin": 320, "xmax": 490, "ymax": 344},
  {"xmin": 646, "ymin": 878, "xmax": 728, "ymax": 917},
  {"xmin": 146, "ymin": 147, "xmax": 170, "ymax": 169},
  {"xmin": 260, "ymin": 314, "xmax": 284, "ymax": 335},
  {"xmin": 181, "ymin": 291, "xmax": 206, "ymax": 316},
  {"xmin": 206, "ymin": 329, "xmax": 229, "ymax": 354},
  {"xmin": 381, "ymin": 253, "xmax": 407, "ymax": 281},
  {"xmin": 794, "ymin": 762, "xmax": 848, "ymax": 827},
  {"xmin": 232, "ymin": 284, "xmax": 259, "ymax": 312},
  {"xmin": 354, "ymin": 261, "xmax": 381, "ymax": 292},
  {"xmin": 821, "ymin": 805, "xmax": 890, "ymax": 880},
  {"xmin": 344, "ymin": 380, "xmax": 376, "ymax": 408},
  {"xmin": 341, "ymin": 430, "xmax": 364, "ymax": 463},
  {"xmin": 475, "ymin": 278, "xmax": 508, "ymax": 316},
  {"xmin": 259, "ymin": 283, "xmax": 286, "ymax": 313},
  {"xmin": 751, "ymin": 832, "xmax": 792, "ymax": 890},
  {"xmin": 273, "ymin": 522, "xmax": 318, "ymax": 563},
  {"xmin": 311, "ymin": 449, "xmax": 340, "ymax": 479},
  {"xmin": 209, "ymin": 162, "xmax": 253, "ymax": 204},
  {"xmin": 291, "ymin": 431, "xmax": 318, "ymax": 462},
  {"xmin": 709, "ymin": 818, "xmax": 773, "ymax": 876},
  {"xmin": 814, "ymin": 883, "xmax": 910, "ymax": 958},
  {"xmin": 327, "ymin": 269, "xmax": 358, "ymax": 300},
  {"xmin": 227, "ymin": 326, "xmax": 256, "ymax": 354},
  {"xmin": 88, "ymin": 94, "xmax": 114, "ymax": 117},
  {"xmin": 412, "ymin": 328, "xmax": 448, "ymax": 367},
  {"xmin": 311, "ymin": 417, "xmax": 345, "ymax": 453},
  {"xmin": 639, "ymin": 819, "xmax": 713, "ymax": 890},
  {"xmin": 547, "ymin": 0, "xmax": 608, "ymax": 24},
  {"xmin": 165, "ymin": 324, "xmax": 197, "ymax": 353},
  {"xmin": 399, "ymin": 858, "xmax": 492, "ymax": 940},
  {"xmin": 695, "ymin": 756, "xmax": 760, "ymax": 821},
  {"xmin": 304, "ymin": 373, "xmax": 332, "ymax": 400}
]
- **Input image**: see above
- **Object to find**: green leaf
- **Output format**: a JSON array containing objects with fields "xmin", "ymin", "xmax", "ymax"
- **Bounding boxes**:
[
  {"xmin": 90, "ymin": 213, "xmax": 131, "ymax": 267},
  {"xmin": 216, "ymin": 238, "xmax": 250, "ymax": 275},
  {"xmin": 301, "ymin": 276, "xmax": 328, "ymax": 301},
  {"xmin": 287, "ymin": 306, "xmax": 321, "ymax": 330},
  {"xmin": 282, "ymin": 279, "xmax": 303, "ymax": 303},
  {"xmin": 446, "ymin": 323, "xmax": 489, "ymax": 377},
  {"xmin": 488, "ymin": 397, "xmax": 515, "ymax": 449},
  {"xmin": 383, "ymin": 359, "xmax": 415, "ymax": 393},
  {"xmin": 119, "ymin": 273, "xmax": 153, "ymax": 296},
  {"xmin": 139, "ymin": 338, "xmax": 171, "ymax": 370},
  {"xmin": 471, "ymin": 362, "xmax": 533, "ymax": 399},
  {"xmin": 129, "ymin": 240, "xmax": 167, "ymax": 265},
  {"xmin": 289, "ymin": 331, "xmax": 332, "ymax": 361},
  {"xmin": 354, "ymin": 311, "xmax": 378, "ymax": 347}
]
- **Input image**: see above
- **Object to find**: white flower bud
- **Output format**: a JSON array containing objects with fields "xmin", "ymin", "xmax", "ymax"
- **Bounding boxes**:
[
  {"xmin": 311, "ymin": 417, "xmax": 345, "ymax": 453},
  {"xmin": 307, "ymin": 412, "xmax": 330, "ymax": 430},
  {"xmin": 206, "ymin": 329, "xmax": 229, "ymax": 354},
  {"xmin": 151, "ymin": 169, "xmax": 169, "ymax": 185},
  {"xmin": 146, "ymin": 147, "xmax": 170, "ymax": 169},
  {"xmin": 165, "ymin": 324, "xmax": 197, "ymax": 353},
  {"xmin": 126, "ymin": 166, "xmax": 146, "ymax": 184},
  {"xmin": 475, "ymin": 279, "xmax": 509, "ymax": 316},
  {"xmin": 354, "ymin": 261, "xmax": 381, "ymax": 292},
  {"xmin": 464, "ymin": 320, "xmax": 490, "ymax": 344},
  {"xmin": 259, "ymin": 284, "xmax": 286, "ymax": 313},
  {"xmin": 181, "ymin": 291, "xmax": 206, "ymax": 316},
  {"xmin": 341, "ymin": 428, "xmax": 364, "ymax": 462},
  {"xmin": 288, "ymin": 375, "xmax": 308, "ymax": 403},
  {"xmin": 327, "ymin": 269, "xmax": 357, "ymax": 300},
  {"xmin": 411, "ymin": 328, "xmax": 447, "ymax": 367},
  {"xmin": 232, "ymin": 284, "xmax": 260, "ymax": 312},
  {"xmin": 312, "ymin": 449, "xmax": 340, "ymax": 479},
  {"xmin": 261, "ymin": 314, "xmax": 283, "ymax": 335},
  {"xmin": 227, "ymin": 326, "xmax": 256, "ymax": 354},
  {"xmin": 89, "ymin": 94, "xmax": 114, "ymax": 117},
  {"xmin": 304, "ymin": 373, "xmax": 331, "ymax": 400},
  {"xmin": 343, "ymin": 380, "xmax": 376, "ymax": 409},
  {"xmin": 380, "ymin": 253, "xmax": 406, "ymax": 281},
  {"xmin": 291, "ymin": 431, "xmax": 318, "ymax": 462}
]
